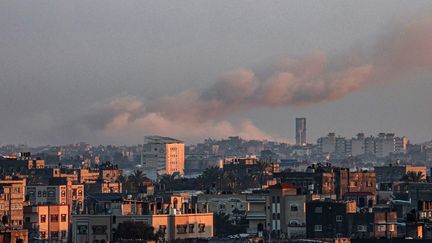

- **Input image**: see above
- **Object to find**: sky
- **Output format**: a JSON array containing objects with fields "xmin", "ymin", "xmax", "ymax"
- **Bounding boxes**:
[{"xmin": 1, "ymin": 1, "xmax": 432, "ymax": 145}]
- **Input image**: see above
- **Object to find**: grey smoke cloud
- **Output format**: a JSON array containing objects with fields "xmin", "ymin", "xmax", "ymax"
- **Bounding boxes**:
[{"xmin": 72, "ymin": 15, "xmax": 432, "ymax": 143}]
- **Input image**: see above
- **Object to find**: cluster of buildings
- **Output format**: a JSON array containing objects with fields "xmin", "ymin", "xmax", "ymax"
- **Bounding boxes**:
[
  {"xmin": 317, "ymin": 132, "xmax": 408, "ymax": 161},
  {"xmin": 0, "ymin": 153, "xmax": 214, "ymax": 243},
  {"xmin": 2, "ymin": 119, "xmax": 432, "ymax": 242},
  {"xmin": 195, "ymin": 161, "xmax": 432, "ymax": 242}
]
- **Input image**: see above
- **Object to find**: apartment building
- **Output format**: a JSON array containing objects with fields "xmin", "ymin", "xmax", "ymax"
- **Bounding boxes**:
[
  {"xmin": 142, "ymin": 136, "xmax": 185, "ymax": 179},
  {"xmin": 26, "ymin": 179, "xmax": 84, "ymax": 214},
  {"xmin": 72, "ymin": 193, "xmax": 213, "ymax": 242},
  {"xmin": 266, "ymin": 183, "xmax": 307, "ymax": 239},
  {"xmin": 24, "ymin": 204, "xmax": 69, "ymax": 242},
  {"xmin": 0, "ymin": 178, "xmax": 26, "ymax": 227}
]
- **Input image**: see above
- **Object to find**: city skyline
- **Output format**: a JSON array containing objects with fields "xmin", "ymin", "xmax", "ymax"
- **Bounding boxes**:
[
  {"xmin": 3, "ymin": 2, "xmax": 432, "ymax": 242},
  {"xmin": 1, "ymin": 1, "xmax": 432, "ymax": 146}
]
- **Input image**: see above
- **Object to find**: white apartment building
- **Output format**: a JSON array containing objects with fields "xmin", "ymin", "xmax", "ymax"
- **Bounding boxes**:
[
  {"xmin": 317, "ymin": 133, "xmax": 408, "ymax": 159},
  {"xmin": 142, "ymin": 136, "xmax": 185, "ymax": 180}
]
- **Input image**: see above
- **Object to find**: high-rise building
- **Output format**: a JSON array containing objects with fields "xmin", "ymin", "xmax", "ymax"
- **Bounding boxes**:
[
  {"xmin": 350, "ymin": 133, "xmax": 366, "ymax": 156},
  {"xmin": 142, "ymin": 136, "xmax": 185, "ymax": 179},
  {"xmin": 317, "ymin": 133, "xmax": 336, "ymax": 155},
  {"xmin": 295, "ymin": 118, "xmax": 307, "ymax": 146}
]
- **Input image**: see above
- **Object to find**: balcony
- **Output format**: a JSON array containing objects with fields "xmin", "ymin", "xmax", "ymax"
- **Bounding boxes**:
[
  {"xmin": 246, "ymin": 211, "xmax": 266, "ymax": 220},
  {"xmin": 246, "ymin": 195, "xmax": 267, "ymax": 202}
]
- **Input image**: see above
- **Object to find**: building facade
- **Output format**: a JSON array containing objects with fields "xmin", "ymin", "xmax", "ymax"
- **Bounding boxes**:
[
  {"xmin": 295, "ymin": 118, "xmax": 307, "ymax": 146},
  {"xmin": 142, "ymin": 136, "xmax": 185, "ymax": 179}
]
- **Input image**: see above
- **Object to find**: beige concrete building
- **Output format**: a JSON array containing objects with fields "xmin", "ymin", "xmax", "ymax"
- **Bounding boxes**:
[
  {"xmin": 246, "ymin": 194, "xmax": 267, "ymax": 234},
  {"xmin": 266, "ymin": 183, "xmax": 306, "ymax": 239},
  {"xmin": 0, "ymin": 229, "xmax": 28, "ymax": 243},
  {"xmin": 24, "ymin": 204, "xmax": 69, "ymax": 242},
  {"xmin": 0, "ymin": 178, "xmax": 26, "ymax": 227},
  {"xmin": 197, "ymin": 194, "xmax": 247, "ymax": 222},
  {"xmin": 26, "ymin": 181, "xmax": 84, "ymax": 213},
  {"xmin": 72, "ymin": 212, "xmax": 213, "ymax": 243}
]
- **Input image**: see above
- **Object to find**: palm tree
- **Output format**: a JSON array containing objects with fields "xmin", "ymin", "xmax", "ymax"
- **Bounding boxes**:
[
  {"xmin": 117, "ymin": 174, "xmax": 130, "ymax": 192},
  {"xmin": 200, "ymin": 166, "xmax": 223, "ymax": 191},
  {"xmin": 402, "ymin": 171, "xmax": 424, "ymax": 182},
  {"xmin": 221, "ymin": 171, "xmax": 234, "ymax": 192},
  {"xmin": 159, "ymin": 172, "xmax": 179, "ymax": 192},
  {"xmin": 128, "ymin": 170, "xmax": 147, "ymax": 191}
]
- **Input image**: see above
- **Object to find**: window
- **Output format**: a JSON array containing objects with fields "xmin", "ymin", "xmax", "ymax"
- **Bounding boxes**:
[
  {"xmin": 42, "ymin": 191, "xmax": 47, "ymax": 197},
  {"xmin": 40, "ymin": 231, "xmax": 46, "ymax": 239},
  {"xmin": 315, "ymin": 207, "xmax": 322, "ymax": 213},
  {"xmin": 78, "ymin": 190, "xmax": 83, "ymax": 196},
  {"xmin": 336, "ymin": 215, "xmax": 343, "ymax": 222},
  {"xmin": 177, "ymin": 225, "xmax": 187, "ymax": 234},
  {"xmin": 61, "ymin": 214, "xmax": 67, "ymax": 222},
  {"xmin": 159, "ymin": 225, "xmax": 167, "ymax": 234},
  {"xmin": 51, "ymin": 214, "xmax": 59, "ymax": 222},
  {"xmin": 48, "ymin": 191, "xmax": 55, "ymax": 197},
  {"xmin": 198, "ymin": 223, "xmax": 205, "ymax": 233},
  {"xmin": 289, "ymin": 220, "xmax": 300, "ymax": 226},
  {"xmin": 189, "ymin": 224, "xmax": 194, "ymax": 233},
  {"xmin": 37, "ymin": 191, "xmax": 42, "ymax": 197},
  {"xmin": 314, "ymin": 225, "xmax": 322, "ymax": 232},
  {"xmin": 92, "ymin": 225, "xmax": 107, "ymax": 235},
  {"xmin": 290, "ymin": 204, "xmax": 298, "ymax": 212},
  {"xmin": 61, "ymin": 230, "xmax": 67, "ymax": 238},
  {"xmin": 73, "ymin": 189, "xmax": 77, "ymax": 197},
  {"xmin": 377, "ymin": 225, "xmax": 386, "ymax": 232},
  {"xmin": 77, "ymin": 225, "xmax": 88, "ymax": 234},
  {"xmin": 25, "ymin": 217, "xmax": 30, "ymax": 223},
  {"xmin": 40, "ymin": 215, "xmax": 46, "ymax": 223},
  {"xmin": 61, "ymin": 190, "xmax": 66, "ymax": 197},
  {"xmin": 357, "ymin": 225, "xmax": 367, "ymax": 232},
  {"xmin": 51, "ymin": 231, "xmax": 59, "ymax": 239},
  {"xmin": 388, "ymin": 224, "xmax": 395, "ymax": 232}
]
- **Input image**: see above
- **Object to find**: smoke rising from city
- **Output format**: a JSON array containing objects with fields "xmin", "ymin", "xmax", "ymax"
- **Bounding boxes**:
[{"xmin": 77, "ymin": 15, "xmax": 432, "ymax": 142}]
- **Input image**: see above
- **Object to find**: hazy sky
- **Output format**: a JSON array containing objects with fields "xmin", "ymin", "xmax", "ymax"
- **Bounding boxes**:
[{"xmin": 1, "ymin": 1, "xmax": 432, "ymax": 145}]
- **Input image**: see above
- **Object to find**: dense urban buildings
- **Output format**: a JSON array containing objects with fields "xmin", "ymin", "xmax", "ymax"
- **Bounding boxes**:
[{"xmin": 1, "ymin": 125, "xmax": 432, "ymax": 242}]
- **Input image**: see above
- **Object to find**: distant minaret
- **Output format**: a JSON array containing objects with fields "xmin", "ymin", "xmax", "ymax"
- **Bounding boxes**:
[{"xmin": 295, "ymin": 118, "xmax": 306, "ymax": 145}]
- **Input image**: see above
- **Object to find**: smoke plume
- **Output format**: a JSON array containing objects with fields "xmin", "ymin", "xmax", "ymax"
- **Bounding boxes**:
[{"xmin": 76, "ymin": 15, "xmax": 432, "ymax": 143}]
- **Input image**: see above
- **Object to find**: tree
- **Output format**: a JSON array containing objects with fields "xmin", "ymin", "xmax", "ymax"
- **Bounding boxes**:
[
  {"xmin": 117, "ymin": 174, "xmax": 131, "ymax": 193},
  {"xmin": 214, "ymin": 212, "xmax": 247, "ymax": 237},
  {"xmin": 114, "ymin": 221, "xmax": 159, "ymax": 242},
  {"xmin": 402, "ymin": 171, "xmax": 424, "ymax": 182},
  {"xmin": 128, "ymin": 170, "xmax": 147, "ymax": 192},
  {"xmin": 159, "ymin": 172, "xmax": 179, "ymax": 192},
  {"xmin": 197, "ymin": 166, "xmax": 223, "ymax": 191},
  {"xmin": 254, "ymin": 161, "xmax": 272, "ymax": 188}
]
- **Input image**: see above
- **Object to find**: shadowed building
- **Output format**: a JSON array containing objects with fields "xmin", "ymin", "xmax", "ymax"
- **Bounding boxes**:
[{"xmin": 296, "ymin": 118, "xmax": 307, "ymax": 146}]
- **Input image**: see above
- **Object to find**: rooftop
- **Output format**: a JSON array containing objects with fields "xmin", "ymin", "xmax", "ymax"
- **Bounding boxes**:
[{"xmin": 145, "ymin": 136, "xmax": 183, "ymax": 144}]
